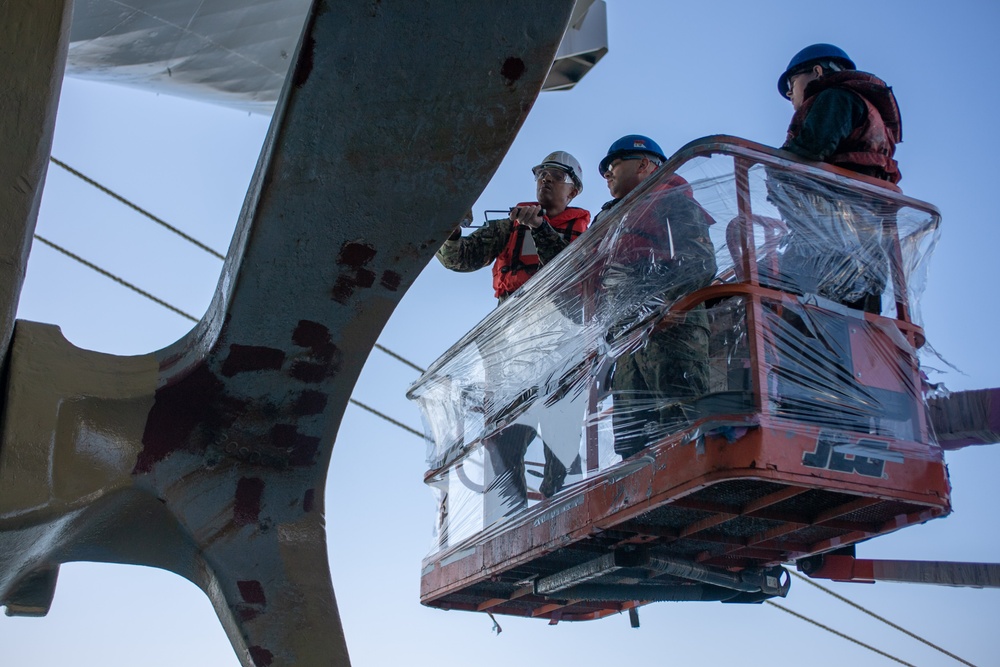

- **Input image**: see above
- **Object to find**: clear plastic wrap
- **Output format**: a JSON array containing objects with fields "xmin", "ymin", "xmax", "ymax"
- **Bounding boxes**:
[{"xmin": 409, "ymin": 136, "xmax": 941, "ymax": 555}]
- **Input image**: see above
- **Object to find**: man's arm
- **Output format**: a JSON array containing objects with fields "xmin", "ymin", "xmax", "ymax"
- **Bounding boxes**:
[
  {"xmin": 783, "ymin": 88, "xmax": 866, "ymax": 162},
  {"xmin": 435, "ymin": 218, "xmax": 513, "ymax": 272},
  {"xmin": 532, "ymin": 221, "xmax": 573, "ymax": 264},
  {"xmin": 507, "ymin": 203, "xmax": 571, "ymax": 265}
]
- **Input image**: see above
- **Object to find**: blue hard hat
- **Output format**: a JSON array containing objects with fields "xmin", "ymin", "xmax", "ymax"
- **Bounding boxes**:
[
  {"xmin": 777, "ymin": 43, "xmax": 856, "ymax": 97},
  {"xmin": 598, "ymin": 135, "xmax": 667, "ymax": 176}
]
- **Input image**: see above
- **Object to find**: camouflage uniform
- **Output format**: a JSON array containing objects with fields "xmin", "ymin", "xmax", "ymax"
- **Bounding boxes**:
[
  {"xmin": 602, "ymin": 179, "xmax": 717, "ymax": 458},
  {"xmin": 437, "ymin": 214, "xmax": 583, "ymax": 303},
  {"xmin": 611, "ymin": 313, "xmax": 711, "ymax": 457}
]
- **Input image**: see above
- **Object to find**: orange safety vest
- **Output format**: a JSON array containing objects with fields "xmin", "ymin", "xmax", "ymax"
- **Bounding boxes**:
[{"xmin": 492, "ymin": 204, "xmax": 590, "ymax": 298}]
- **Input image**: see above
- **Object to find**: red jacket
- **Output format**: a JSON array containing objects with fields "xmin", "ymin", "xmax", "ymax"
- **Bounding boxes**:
[
  {"xmin": 492, "ymin": 204, "xmax": 590, "ymax": 298},
  {"xmin": 786, "ymin": 71, "xmax": 902, "ymax": 184}
]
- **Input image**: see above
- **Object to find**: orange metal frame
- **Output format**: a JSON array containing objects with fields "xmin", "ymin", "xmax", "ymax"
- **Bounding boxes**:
[{"xmin": 419, "ymin": 137, "xmax": 950, "ymax": 621}]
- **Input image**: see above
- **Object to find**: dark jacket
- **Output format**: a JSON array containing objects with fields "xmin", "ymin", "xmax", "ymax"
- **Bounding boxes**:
[
  {"xmin": 599, "ymin": 174, "xmax": 717, "ymax": 340},
  {"xmin": 784, "ymin": 71, "xmax": 902, "ymax": 183}
]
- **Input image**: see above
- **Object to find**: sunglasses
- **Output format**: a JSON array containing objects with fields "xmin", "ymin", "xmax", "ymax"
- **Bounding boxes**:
[{"xmin": 533, "ymin": 169, "xmax": 575, "ymax": 184}]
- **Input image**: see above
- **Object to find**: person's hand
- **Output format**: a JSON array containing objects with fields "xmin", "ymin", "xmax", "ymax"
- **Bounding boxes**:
[
  {"xmin": 447, "ymin": 209, "xmax": 473, "ymax": 241},
  {"xmin": 509, "ymin": 204, "xmax": 545, "ymax": 229}
]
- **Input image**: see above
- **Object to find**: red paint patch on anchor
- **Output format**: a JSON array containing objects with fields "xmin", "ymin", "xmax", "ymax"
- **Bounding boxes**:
[
  {"xmin": 290, "ymin": 320, "xmax": 342, "ymax": 382},
  {"xmin": 238, "ymin": 580, "xmax": 267, "ymax": 605},
  {"xmin": 249, "ymin": 646, "xmax": 274, "ymax": 666},
  {"xmin": 293, "ymin": 390, "xmax": 328, "ymax": 416},
  {"xmin": 501, "ymin": 57, "xmax": 526, "ymax": 84},
  {"xmin": 135, "ymin": 363, "xmax": 248, "ymax": 474},
  {"xmin": 221, "ymin": 344, "xmax": 286, "ymax": 377},
  {"xmin": 332, "ymin": 242, "xmax": 377, "ymax": 303},
  {"xmin": 381, "ymin": 270, "xmax": 402, "ymax": 291},
  {"xmin": 338, "ymin": 242, "xmax": 376, "ymax": 267},
  {"xmin": 303, "ymin": 488, "xmax": 316, "ymax": 513},
  {"xmin": 290, "ymin": 362, "xmax": 330, "ymax": 383},
  {"xmin": 271, "ymin": 424, "xmax": 321, "ymax": 466},
  {"xmin": 293, "ymin": 321, "xmax": 334, "ymax": 355},
  {"xmin": 234, "ymin": 477, "xmax": 265, "ymax": 526},
  {"xmin": 238, "ymin": 608, "xmax": 261, "ymax": 622}
]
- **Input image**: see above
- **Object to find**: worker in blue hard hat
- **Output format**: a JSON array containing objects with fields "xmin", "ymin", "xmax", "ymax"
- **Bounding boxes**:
[
  {"xmin": 595, "ymin": 135, "xmax": 717, "ymax": 459},
  {"xmin": 595, "ymin": 134, "xmax": 668, "ymax": 222},
  {"xmin": 769, "ymin": 44, "xmax": 899, "ymax": 313},
  {"xmin": 777, "ymin": 43, "xmax": 901, "ymax": 183}
]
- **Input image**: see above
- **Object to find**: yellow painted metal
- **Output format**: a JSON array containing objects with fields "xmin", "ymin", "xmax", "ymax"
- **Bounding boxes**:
[
  {"xmin": 0, "ymin": 322, "xmax": 158, "ymax": 512},
  {"xmin": 0, "ymin": 0, "xmax": 73, "ymax": 362}
]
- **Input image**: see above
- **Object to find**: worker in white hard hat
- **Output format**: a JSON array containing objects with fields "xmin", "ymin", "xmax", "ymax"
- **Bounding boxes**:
[
  {"xmin": 436, "ymin": 152, "xmax": 591, "ymax": 520},
  {"xmin": 437, "ymin": 151, "xmax": 590, "ymax": 304}
]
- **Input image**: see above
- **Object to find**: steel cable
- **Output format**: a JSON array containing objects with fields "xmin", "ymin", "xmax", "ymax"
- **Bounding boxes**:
[
  {"xmin": 766, "ymin": 601, "xmax": 917, "ymax": 667},
  {"xmin": 789, "ymin": 570, "xmax": 977, "ymax": 666},
  {"xmin": 34, "ymin": 234, "xmax": 199, "ymax": 323},
  {"xmin": 50, "ymin": 156, "xmax": 226, "ymax": 260}
]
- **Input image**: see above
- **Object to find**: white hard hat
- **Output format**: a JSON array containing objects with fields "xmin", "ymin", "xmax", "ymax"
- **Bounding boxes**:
[{"xmin": 532, "ymin": 151, "xmax": 583, "ymax": 193}]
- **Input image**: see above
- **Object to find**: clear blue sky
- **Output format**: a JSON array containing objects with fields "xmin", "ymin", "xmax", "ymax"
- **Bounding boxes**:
[{"xmin": 3, "ymin": 1, "xmax": 998, "ymax": 665}]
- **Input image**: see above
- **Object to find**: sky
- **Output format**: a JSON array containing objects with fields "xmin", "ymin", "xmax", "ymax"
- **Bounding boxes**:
[{"xmin": 2, "ymin": 1, "xmax": 999, "ymax": 666}]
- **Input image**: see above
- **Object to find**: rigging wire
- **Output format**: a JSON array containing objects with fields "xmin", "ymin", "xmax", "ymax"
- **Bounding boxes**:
[
  {"xmin": 789, "ymin": 570, "xmax": 977, "ymax": 666},
  {"xmin": 375, "ymin": 343, "xmax": 425, "ymax": 374},
  {"xmin": 349, "ymin": 398, "xmax": 424, "ymax": 438},
  {"xmin": 34, "ymin": 234, "xmax": 199, "ymax": 323},
  {"xmin": 48, "ymin": 156, "xmax": 428, "ymax": 377},
  {"xmin": 766, "ymin": 601, "xmax": 917, "ymax": 667},
  {"xmin": 49, "ymin": 156, "xmax": 227, "ymax": 260}
]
